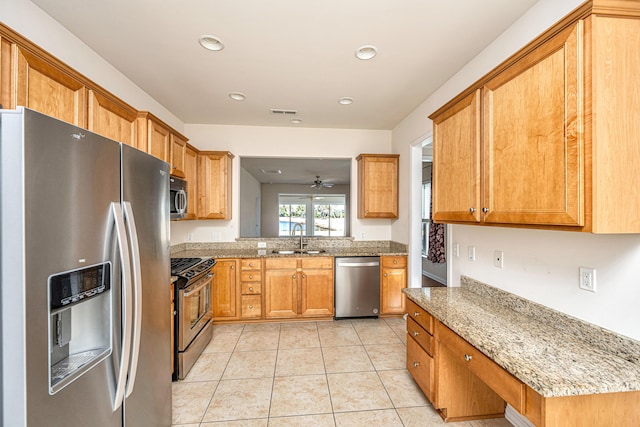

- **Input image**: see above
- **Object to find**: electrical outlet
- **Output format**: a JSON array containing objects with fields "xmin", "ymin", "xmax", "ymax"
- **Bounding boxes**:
[
  {"xmin": 361, "ymin": 232, "xmax": 366, "ymax": 239},
  {"xmin": 579, "ymin": 267, "xmax": 596, "ymax": 292},
  {"xmin": 494, "ymin": 250, "xmax": 504, "ymax": 268},
  {"xmin": 468, "ymin": 246, "xmax": 476, "ymax": 261},
  {"xmin": 257, "ymin": 242, "xmax": 267, "ymax": 248},
  {"xmin": 211, "ymin": 232, "xmax": 222, "ymax": 241},
  {"xmin": 187, "ymin": 232, "xmax": 193, "ymax": 242}
]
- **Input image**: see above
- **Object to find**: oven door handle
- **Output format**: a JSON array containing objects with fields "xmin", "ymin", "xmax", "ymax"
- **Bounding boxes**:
[{"xmin": 183, "ymin": 273, "xmax": 213, "ymax": 297}]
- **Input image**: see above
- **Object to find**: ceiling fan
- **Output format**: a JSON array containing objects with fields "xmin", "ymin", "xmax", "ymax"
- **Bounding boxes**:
[{"xmin": 310, "ymin": 175, "xmax": 334, "ymax": 189}]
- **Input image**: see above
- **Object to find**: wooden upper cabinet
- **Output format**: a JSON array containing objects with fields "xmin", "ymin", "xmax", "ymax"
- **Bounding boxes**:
[
  {"xmin": 137, "ymin": 112, "xmax": 170, "ymax": 162},
  {"xmin": 183, "ymin": 144, "xmax": 199, "ymax": 220},
  {"xmin": 87, "ymin": 89, "xmax": 137, "ymax": 147},
  {"xmin": 482, "ymin": 22, "xmax": 583, "ymax": 227},
  {"xmin": 169, "ymin": 133, "xmax": 188, "ymax": 178},
  {"xmin": 357, "ymin": 154, "xmax": 400, "ymax": 219},
  {"xmin": 198, "ymin": 151, "xmax": 234, "ymax": 220},
  {"xmin": 14, "ymin": 45, "xmax": 86, "ymax": 127},
  {"xmin": 1, "ymin": 35, "xmax": 13, "ymax": 109},
  {"xmin": 432, "ymin": 90, "xmax": 481, "ymax": 223}
]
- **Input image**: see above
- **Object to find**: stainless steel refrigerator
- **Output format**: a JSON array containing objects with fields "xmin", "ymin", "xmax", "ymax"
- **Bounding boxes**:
[{"xmin": 0, "ymin": 107, "xmax": 172, "ymax": 426}]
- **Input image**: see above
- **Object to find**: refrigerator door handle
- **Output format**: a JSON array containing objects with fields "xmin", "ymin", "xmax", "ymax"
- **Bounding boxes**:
[
  {"xmin": 123, "ymin": 201, "xmax": 143, "ymax": 398},
  {"xmin": 111, "ymin": 203, "xmax": 134, "ymax": 411}
]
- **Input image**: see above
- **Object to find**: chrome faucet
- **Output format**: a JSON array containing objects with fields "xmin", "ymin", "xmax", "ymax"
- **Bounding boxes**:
[{"xmin": 291, "ymin": 223, "xmax": 305, "ymax": 250}]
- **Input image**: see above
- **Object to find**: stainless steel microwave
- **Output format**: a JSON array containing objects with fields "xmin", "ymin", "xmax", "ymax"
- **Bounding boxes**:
[{"xmin": 170, "ymin": 176, "xmax": 188, "ymax": 220}]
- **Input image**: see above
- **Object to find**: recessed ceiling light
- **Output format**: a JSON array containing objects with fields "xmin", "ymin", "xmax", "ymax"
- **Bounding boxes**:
[
  {"xmin": 355, "ymin": 45, "xmax": 377, "ymax": 60},
  {"xmin": 338, "ymin": 97, "xmax": 354, "ymax": 105},
  {"xmin": 291, "ymin": 118, "xmax": 303, "ymax": 124},
  {"xmin": 198, "ymin": 35, "xmax": 224, "ymax": 51},
  {"xmin": 229, "ymin": 92, "xmax": 246, "ymax": 101}
]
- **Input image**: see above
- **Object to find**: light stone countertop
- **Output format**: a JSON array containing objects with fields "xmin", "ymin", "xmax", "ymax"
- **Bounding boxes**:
[
  {"xmin": 403, "ymin": 277, "xmax": 640, "ymax": 398},
  {"xmin": 171, "ymin": 247, "xmax": 407, "ymax": 259}
]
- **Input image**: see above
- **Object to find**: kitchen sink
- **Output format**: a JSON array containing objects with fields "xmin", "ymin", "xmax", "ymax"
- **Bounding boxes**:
[{"xmin": 271, "ymin": 249, "xmax": 326, "ymax": 255}]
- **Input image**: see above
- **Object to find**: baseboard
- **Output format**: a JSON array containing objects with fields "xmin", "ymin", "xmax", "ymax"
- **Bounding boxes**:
[
  {"xmin": 505, "ymin": 404, "xmax": 535, "ymax": 427},
  {"xmin": 422, "ymin": 270, "xmax": 446, "ymax": 284}
]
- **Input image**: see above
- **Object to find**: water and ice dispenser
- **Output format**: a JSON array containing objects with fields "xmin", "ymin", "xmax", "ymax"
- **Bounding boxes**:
[{"xmin": 48, "ymin": 262, "xmax": 112, "ymax": 394}]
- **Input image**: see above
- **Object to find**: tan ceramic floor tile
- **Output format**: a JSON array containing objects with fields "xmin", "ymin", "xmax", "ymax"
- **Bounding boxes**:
[
  {"xmin": 269, "ymin": 374, "xmax": 333, "ymax": 417},
  {"xmin": 279, "ymin": 321, "xmax": 318, "ymax": 331},
  {"xmin": 275, "ymin": 348, "xmax": 325, "ymax": 377},
  {"xmin": 243, "ymin": 323, "xmax": 282, "ymax": 333},
  {"xmin": 183, "ymin": 352, "xmax": 232, "ymax": 381},
  {"xmin": 396, "ymin": 406, "xmax": 473, "ymax": 427},
  {"xmin": 172, "ymin": 424, "xmax": 200, "ymax": 427},
  {"xmin": 171, "ymin": 380, "xmax": 218, "ymax": 424},
  {"xmin": 378, "ymin": 369, "xmax": 429, "ymax": 408},
  {"xmin": 200, "ymin": 419, "xmax": 268, "ymax": 426},
  {"xmin": 334, "ymin": 409, "xmax": 403, "ymax": 426},
  {"xmin": 202, "ymin": 378, "xmax": 273, "ymax": 422},
  {"xmin": 316, "ymin": 319, "xmax": 354, "ymax": 329},
  {"xmin": 355, "ymin": 326, "xmax": 403, "ymax": 345},
  {"xmin": 364, "ymin": 343, "xmax": 406, "ymax": 370},
  {"xmin": 350, "ymin": 318, "xmax": 386, "ymax": 329},
  {"xmin": 383, "ymin": 317, "xmax": 407, "ymax": 328},
  {"xmin": 235, "ymin": 330, "xmax": 280, "ymax": 351},
  {"xmin": 203, "ymin": 329, "xmax": 242, "ymax": 353},
  {"xmin": 267, "ymin": 413, "xmax": 335, "ymax": 427},
  {"xmin": 327, "ymin": 371, "xmax": 393, "ymax": 412},
  {"xmin": 321, "ymin": 345, "xmax": 374, "ymax": 373},
  {"xmin": 318, "ymin": 327, "xmax": 362, "ymax": 347},
  {"xmin": 222, "ymin": 350, "xmax": 277, "ymax": 379},
  {"xmin": 278, "ymin": 328, "xmax": 320, "ymax": 349},
  {"xmin": 469, "ymin": 418, "xmax": 513, "ymax": 427}
]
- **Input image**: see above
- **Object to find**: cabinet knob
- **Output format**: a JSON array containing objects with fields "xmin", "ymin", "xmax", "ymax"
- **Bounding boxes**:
[
  {"xmin": 464, "ymin": 354, "xmax": 473, "ymax": 362},
  {"xmin": 249, "ymin": 274, "xmax": 253, "ymax": 279},
  {"xmin": 172, "ymin": 165, "xmax": 176, "ymax": 169},
  {"xmin": 292, "ymin": 274, "xmax": 297, "ymax": 279},
  {"xmin": 249, "ymin": 287, "xmax": 254, "ymax": 292},
  {"xmin": 302, "ymin": 275, "xmax": 307, "ymax": 279},
  {"xmin": 469, "ymin": 207, "xmax": 475, "ymax": 213},
  {"xmin": 249, "ymin": 305, "xmax": 253, "ymax": 309},
  {"xmin": 230, "ymin": 265, "xmax": 235, "ymax": 270},
  {"xmin": 413, "ymin": 311, "xmax": 419, "ymax": 317},
  {"xmin": 413, "ymin": 362, "xmax": 420, "ymax": 368},
  {"xmin": 384, "ymin": 273, "xmax": 388, "ymax": 277},
  {"xmin": 482, "ymin": 207, "xmax": 489, "ymax": 213},
  {"xmin": 172, "ymin": 310, "xmax": 177, "ymax": 316},
  {"xmin": 413, "ymin": 331, "xmax": 419, "ymax": 337},
  {"xmin": 393, "ymin": 259, "xmax": 397, "ymax": 264},
  {"xmin": 249, "ymin": 262, "xmax": 253, "ymax": 267}
]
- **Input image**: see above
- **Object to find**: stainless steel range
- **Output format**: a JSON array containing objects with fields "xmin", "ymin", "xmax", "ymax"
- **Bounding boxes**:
[{"xmin": 171, "ymin": 257, "xmax": 216, "ymax": 380}]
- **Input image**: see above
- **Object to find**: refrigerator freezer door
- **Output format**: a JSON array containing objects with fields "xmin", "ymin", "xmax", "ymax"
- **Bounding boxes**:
[
  {"xmin": 121, "ymin": 145, "xmax": 171, "ymax": 427},
  {"xmin": 1, "ymin": 108, "xmax": 122, "ymax": 426}
]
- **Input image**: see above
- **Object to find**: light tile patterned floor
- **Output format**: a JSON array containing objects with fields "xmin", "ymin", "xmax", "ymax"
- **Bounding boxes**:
[{"xmin": 171, "ymin": 318, "xmax": 513, "ymax": 427}]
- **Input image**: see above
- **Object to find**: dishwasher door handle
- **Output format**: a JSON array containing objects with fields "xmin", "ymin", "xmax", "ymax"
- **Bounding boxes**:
[{"xmin": 336, "ymin": 261, "xmax": 380, "ymax": 267}]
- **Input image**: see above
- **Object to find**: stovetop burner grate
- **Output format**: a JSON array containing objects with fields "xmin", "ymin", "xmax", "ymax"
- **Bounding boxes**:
[{"xmin": 170, "ymin": 257, "xmax": 202, "ymax": 275}]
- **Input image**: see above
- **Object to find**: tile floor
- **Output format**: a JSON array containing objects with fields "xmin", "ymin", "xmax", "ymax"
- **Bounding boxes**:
[{"xmin": 172, "ymin": 318, "xmax": 514, "ymax": 427}]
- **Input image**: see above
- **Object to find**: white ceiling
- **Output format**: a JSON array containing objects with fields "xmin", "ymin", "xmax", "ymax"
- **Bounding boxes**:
[
  {"xmin": 241, "ymin": 157, "xmax": 351, "ymax": 185},
  {"xmin": 31, "ymin": 0, "xmax": 537, "ymax": 130}
]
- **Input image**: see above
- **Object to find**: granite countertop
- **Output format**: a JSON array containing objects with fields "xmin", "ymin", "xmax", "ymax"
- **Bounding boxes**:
[
  {"xmin": 403, "ymin": 279, "xmax": 640, "ymax": 398},
  {"xmin": 171, "ymin": 247, "xmax": 407, "ymax": 259}
]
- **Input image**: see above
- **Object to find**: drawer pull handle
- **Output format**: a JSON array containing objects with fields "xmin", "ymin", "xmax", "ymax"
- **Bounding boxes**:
[
  {"xmin": 413, "ymin": 331, "xmax": 419, "ymax": 337},
  {"xmin": 413, "ymin": 311, "xmax": 419, "ymax": 317},
  {"xmin": 413, "ymin": 362, "xmax": 420, "ymax": 368},
  {"xmin": 464, "ymin": 354, "xmax": 473, "ymax": 362}
]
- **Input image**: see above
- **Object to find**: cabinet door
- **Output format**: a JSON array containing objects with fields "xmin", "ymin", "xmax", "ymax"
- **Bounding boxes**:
[
  {"xmin": 1, "ymin": 36, "xmax": 13, "ymax": 109},
  {"xmin": 264, "ymin": 268, "xmax": 298, "ymax": 319},
  {"xmin": 357, "ymin": 154, "xmax": 399, "ymax": 218},
  {"xmin": 88, "ymin": 90, "xmax": 137, "ymax": 147},
  {"xmin": 300, "ymin": 268, "xmax": 334, "ymax": 317},
  {"xmin": 183, "ymin": 145, "xmax": 198, "ymax": 220},
  {"xmin": 211, "ymin": 260, "xmax": 238, "ymax": 319},
  {"xmin": 381, "ymin": 267, "xmax": 407, "ymax": 315},
  {"xmin": 14, "ymin": 45, "xmax": 86, "ymax": 127},
  {"xmin": 169, "ymin": 133, "xmax": 187, "ymax": 178},
  {"xmin": 198, "ymin": 151, "xmax": 233, "ymax": 220},
  {"xmin": 146, "ymin": 119, "xmax": 170, "ymax": 162},
  {"xmin": 432, "ymin": 90, "xmax": 481, "ymax": 223},
  {"xmin": 482, "ymin": 22, "xmax": 583, "ymax": 226},
  {"xmin": 407, "ymin": 336, "xmax": 434, "ymax": 403}
]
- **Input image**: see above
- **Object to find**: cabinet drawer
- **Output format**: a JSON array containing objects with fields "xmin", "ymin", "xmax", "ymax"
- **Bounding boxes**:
[
  {"xmin": 241, "ymin": 282, "xmax": 261, "ymax": 295},
  {"xmin": 406, "ymin": 299, "xmax": 433, "ymax": 335},
  {"xmin": 241, "ymin": 295, "xmax": 262, "ymax": 318},
  {"xmin": 266, "ymin": 258, "xmax": 297, "ymax": 269},
  {"xmin": 437, "ymin": 323, "xmax": 525, "ymax": 412},
  {"xmin": 301, "ymin": 256, "xmax": 333, "ymax": 269},
  {"xmin": 382, "ymin": 256, "xmax": 406, "ymax": 268},
  {"xmin": 241, "ymin": 271, "xmax": 262, "ymax": 282},
  {"xmin": 407, "ymin": 334, "xmax": 434, "ymax": 403},
  {"xmin": 241, "ymin": 258, "xmax": 262, "ymax": 270},
  {"xmin": 407, "ymin": 317, "xmax": 433, "ymax": 356}
]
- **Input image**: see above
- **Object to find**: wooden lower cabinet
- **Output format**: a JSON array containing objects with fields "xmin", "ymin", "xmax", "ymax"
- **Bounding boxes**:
[
  {"xmin": 265, "ymin": 257, "xmax": 333, "ymax": 319},
  {"xmin": 240, "ymin": 258, "xmax": 263, "ymax": 319},
  {"xmin": 211, "ymin": 259, "xmax": 238, "ymax": 320},
  {"xmin": 406, "ymin": 329, "xmax": 435, "ymax": 402},
  {"xmin": 380, "ymin": 256, "xmax": 407, "ymax": 315}
]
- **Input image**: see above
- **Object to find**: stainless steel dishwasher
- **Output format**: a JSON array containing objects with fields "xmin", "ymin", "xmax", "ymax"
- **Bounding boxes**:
[{"xmin": 334, "ymin": 256, "xmax": 380, "ymax": 319}]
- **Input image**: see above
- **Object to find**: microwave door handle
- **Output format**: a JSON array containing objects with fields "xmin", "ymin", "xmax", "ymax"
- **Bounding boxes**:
[
  {"xmin": 111, "ymin": 203, "xmax": 133, "ymax": 411},
  {"xmin": 123, "ymin": 201, "xmax": 143, "ymax": 398},
  {"xmin": 174, "ymin": 191, "xmax": 182, "ymax": 214},
  {"xmin": 179, "ymin": 189, "xmax": 187, "ymax": 214}
]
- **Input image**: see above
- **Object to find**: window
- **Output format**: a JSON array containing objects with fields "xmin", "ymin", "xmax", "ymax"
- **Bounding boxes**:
[{"xmin": 279, "ymin": 194, "xmax": 346, "ymax": 237}]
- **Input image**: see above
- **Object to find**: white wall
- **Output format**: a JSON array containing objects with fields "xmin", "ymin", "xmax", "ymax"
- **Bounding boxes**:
[
  {"xmin": 392, "ymin": 0, "xmax": 640, "ymax": 340},
  {"xmin": 2, "ymin": 0, "xmax": 185, "ymax": 132},
  {"xmin": 171, "ymin": 124, "xmax": 392, "ymax": 244},
  {"xmin": 239, "ymin": 168, "xmax": 261, "ymax": 237}
]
